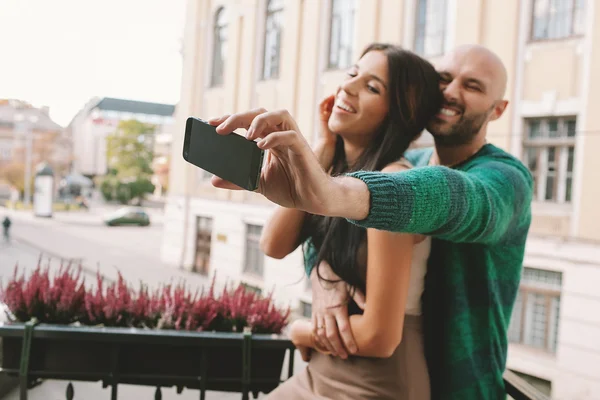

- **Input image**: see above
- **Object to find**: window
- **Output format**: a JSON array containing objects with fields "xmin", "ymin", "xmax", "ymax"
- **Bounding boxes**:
[
  {"xmin": 523, "ymin": 117, "xmax": 576, "ymax": 203},
  {"xmin": 262, "ymin": 0, "xmax": 284, "ymax": 80},
  {"xmin": 531, "ymin": 0, "xmax": 585, "ymax": 41},
  {"xmin": 328, "ymin": 0, "xmax": 357, "ymax": 70},
  {"xmin": 0, "ymin": 141, "xmax": 11, "ymax": 160},
  {"xmin": 211, "ymin": 7, "xmax": 228, "ymax": 86},
  {"xmin": 414, "ymin": 0, "xmax": 448, "ymax": 57},
  {"xmin": 299, "ymin": 301, "xmax": 312, "ymax": 318},
  {"xmin": 508, "ymin": 268, "xmax": 562, "ymax": 353},
  {"xmin": 241, "ymin": 282, "xmax": 262, "ymax": 295},
  {"xmin": 243, "ymin": 224, "xmax": 264, "ymax": 277},
  {"xmin": 193, "ymin": 217, "xmax": 213, "ymax": 275}
]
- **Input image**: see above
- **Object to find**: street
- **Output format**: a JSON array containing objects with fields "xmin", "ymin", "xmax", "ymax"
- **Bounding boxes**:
[
  {"xmin": 0, "ymin": 205, "xmax": 304, "ymax": 399},
  {"xmin": 1, "ymin": 205, "xmax": 211, "ymax": 289}
]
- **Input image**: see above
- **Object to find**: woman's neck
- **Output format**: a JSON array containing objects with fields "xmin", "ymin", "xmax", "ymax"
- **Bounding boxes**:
[{"xmin": 342, "ymin": 138, "xmax": 368, "ymax": 167}]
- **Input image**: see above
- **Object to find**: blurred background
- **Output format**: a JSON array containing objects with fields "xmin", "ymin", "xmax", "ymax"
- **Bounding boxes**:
[{"xmin": 1, "ymin": 0, "xmax": 599, "ymax": 399}]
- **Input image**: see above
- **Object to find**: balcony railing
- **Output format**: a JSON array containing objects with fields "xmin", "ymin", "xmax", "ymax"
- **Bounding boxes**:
[
  {"xmin": 504, "ymin": 370, "xmax": 551, "ymax": 400},
  {"xmin": 0, "ymin": 323, "xmax": 552, "ymax": 400}
]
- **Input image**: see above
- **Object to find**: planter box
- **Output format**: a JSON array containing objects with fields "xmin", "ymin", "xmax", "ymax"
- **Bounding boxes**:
[{"xmin": 0, "ymin": 322, "xmax": 296, "ymax": 399}]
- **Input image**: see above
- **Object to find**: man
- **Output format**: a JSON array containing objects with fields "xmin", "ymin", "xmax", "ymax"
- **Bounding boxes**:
[
  {"xmin": 2, "ymin": 215, "xmax": 11, "ymax": 242},
  {"xmin": 209, "ymin": 45, "xmax": 533, "ymax": 399}
]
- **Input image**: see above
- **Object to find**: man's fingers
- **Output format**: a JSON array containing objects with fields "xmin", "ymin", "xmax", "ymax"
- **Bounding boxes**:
[
  {"xmin": 324, "ymin": 314, "xmax": 347, "ymax": 359},
  {"xmin": 210, "ymin": 175, "xmax": 244, "ymax": 191},
  {"xmin": 351, "ymin": 288, "xmax": 366, "ymax": 310},
  {"xmin": 335, "ymin": 309, "xmax": 357, "ymax": 355},
  {"xmin": 216, "ymin": 108, "xmax": 268, "ymax": 135}
]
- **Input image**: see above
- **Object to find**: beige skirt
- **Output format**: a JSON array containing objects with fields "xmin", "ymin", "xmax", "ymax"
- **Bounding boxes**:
[{"xmin": 266, "ymin": 315, "xmax": 430, "ymax": 400}]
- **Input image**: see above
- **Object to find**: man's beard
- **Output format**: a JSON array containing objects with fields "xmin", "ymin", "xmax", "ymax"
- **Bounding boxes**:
[{"xmin": 429, "ymin": 106, "xmax": 494, "ymax": 147}]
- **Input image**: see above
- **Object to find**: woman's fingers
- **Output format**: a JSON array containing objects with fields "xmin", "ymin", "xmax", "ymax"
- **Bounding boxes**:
[
  {"xmin": 215, "ymin": 108, "xmax": 268, "ymax": 134},
  {"xmin": 210, "ymin": 176, "xmax": 244, "ymax": 191},
  {"xmin": 247, "ymin": 109, "xmax": 300, "ymax": 141},
  {"xmin": 207, "ymin": 115, "xmax": 230, "ymax": 126}
]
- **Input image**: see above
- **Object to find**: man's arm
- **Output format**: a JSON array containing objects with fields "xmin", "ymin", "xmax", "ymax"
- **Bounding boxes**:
[{"xmin": 331, "ymin": 160, "xmax": 532, "ymax": 245}]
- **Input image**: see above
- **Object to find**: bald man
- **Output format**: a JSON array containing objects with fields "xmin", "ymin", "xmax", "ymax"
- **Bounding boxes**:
[{"xmin": 210, "ymin": 44, "xmax": 533, "ymax": 399}]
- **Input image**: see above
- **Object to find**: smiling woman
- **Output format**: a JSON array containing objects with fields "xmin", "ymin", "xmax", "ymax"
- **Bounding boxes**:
[{"xmin": 258, "ymin": 43, "xmax": 443, "ymax": 400}]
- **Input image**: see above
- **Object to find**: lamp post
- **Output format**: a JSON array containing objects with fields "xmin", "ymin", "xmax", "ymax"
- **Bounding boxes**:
[{"xmin": 14, "ymin": 113, "xmax": 39, "ymax": 207}]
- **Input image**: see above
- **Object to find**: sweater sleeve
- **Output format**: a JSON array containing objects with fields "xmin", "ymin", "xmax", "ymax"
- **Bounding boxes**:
[{"xmin": 346, "ymin": 160, "xmax": 533, "ymax": 244}]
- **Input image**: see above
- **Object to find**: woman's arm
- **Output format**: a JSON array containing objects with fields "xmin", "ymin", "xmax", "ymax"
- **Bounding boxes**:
[
  {"xmin": 289, "ymin": 229, "xmax": 414, "ymax": 358},
  {"xmin": 290, "ymin": 163, "xmax": 415, "ymax": 358}
]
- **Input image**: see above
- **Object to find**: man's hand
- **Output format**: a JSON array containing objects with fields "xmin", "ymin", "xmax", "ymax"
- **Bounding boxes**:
[
  {"xmin": 207, "ymin": 109, "xmax": 370, "ymax": 220},
  {"xmin": 311, "ymin": 261, "xmax": 365, "ymax": 359}
]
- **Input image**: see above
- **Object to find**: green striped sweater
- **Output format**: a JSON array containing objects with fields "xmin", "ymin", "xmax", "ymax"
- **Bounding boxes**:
[{"xmin": 305, "ymin": 144, "xmax": 533, "ymax": 399}]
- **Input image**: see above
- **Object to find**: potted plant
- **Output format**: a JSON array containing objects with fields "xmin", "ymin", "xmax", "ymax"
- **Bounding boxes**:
[{"xmin": 0, "ymin": 263, "xmax": 294, "ymax": 399}]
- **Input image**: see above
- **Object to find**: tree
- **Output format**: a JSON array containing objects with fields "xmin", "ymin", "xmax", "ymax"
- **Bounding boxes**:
[
  {"xmin": 104, "ymin": 120, "xmax": 156, "ymax": 204},
  {"xmin": 0, "ymin": 162, "xmax": 28, "ymax": 195}
]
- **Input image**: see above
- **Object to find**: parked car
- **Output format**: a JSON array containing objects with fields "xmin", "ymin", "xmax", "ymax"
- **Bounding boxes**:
[{"xmin": 104, "ymin": 207, "xmax": 150, "ymax": 227}]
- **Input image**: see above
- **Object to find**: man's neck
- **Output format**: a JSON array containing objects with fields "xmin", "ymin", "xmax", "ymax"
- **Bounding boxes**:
[{"xmin": 431, "ymin": 137, "xmax": 487, "ymax": 167}]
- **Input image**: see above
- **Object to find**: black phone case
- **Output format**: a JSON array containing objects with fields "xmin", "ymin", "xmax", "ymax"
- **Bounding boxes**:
[{"xmin": 183, "ymin": 117, "xmax": 264, "ymax": 191}]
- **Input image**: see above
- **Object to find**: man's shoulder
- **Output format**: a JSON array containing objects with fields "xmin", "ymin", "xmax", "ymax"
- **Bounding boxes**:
[
  {"xmin": 404, "ymin": 147, "xmax": 434, "ymax": 167},
  {"xmin": 471, "ymin": 144, "xmax": 533, "ymax": 182}
]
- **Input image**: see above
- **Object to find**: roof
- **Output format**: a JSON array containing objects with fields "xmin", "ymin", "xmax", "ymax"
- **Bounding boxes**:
[
  {"xmin": 0, "ymin": 100, "xmax": 63, "ymax": 131},
  {"xmin": 93, "ymin": 97, "xmax": 175, "ymax": 117}
]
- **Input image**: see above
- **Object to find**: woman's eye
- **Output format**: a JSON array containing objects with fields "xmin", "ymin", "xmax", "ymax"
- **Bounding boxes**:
[
  {"xmin": 367, "ymin": 85, "xmax": 380, "ymax": 94},
  {"xmin": 347, "ymin": 72, "xmax": 357, "ymax": 78}
]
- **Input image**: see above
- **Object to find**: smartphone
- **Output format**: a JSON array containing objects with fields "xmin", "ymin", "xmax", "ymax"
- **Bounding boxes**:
[{"xmin": 182, "ymin": 117, "xmax": 265, "ymax": 191}]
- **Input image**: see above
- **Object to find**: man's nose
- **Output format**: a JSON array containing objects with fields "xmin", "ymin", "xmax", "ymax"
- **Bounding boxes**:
[{"xmin": 442, "ymin": 80, "xmax": 460, "ymax": 103}]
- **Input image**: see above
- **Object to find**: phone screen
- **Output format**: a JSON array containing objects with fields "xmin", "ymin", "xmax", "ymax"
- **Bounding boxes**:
[{"xmin": 183, "ymin": 117, "xmax": 264, "ymax": 191}]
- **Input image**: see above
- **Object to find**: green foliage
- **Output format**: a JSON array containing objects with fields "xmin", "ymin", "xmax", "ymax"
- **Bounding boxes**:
[
  {"xmin": 104, "ymin": 120, "xmax": 157, "ymax": 204},
  {"xmin": 100, "ymin": 180, "xmax": 114, "ymax": 201}
]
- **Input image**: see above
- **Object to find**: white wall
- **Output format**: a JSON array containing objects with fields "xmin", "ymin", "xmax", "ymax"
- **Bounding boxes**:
[
  {"xmin": 507, "ymin": 237, "xmax": 600, "ymax": 400},
  {"xmin": 161, "ymin": 195, "xmax": 311, "ymax": 311}
]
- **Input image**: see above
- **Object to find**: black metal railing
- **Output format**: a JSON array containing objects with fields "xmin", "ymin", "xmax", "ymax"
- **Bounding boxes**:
[
  {"xmin": 0, "ymin": 322, "xmax": 552, "ymax": 400},
  {"xmin": 504, "ymin": 370, "xmax": 551, "ymax": 400}
]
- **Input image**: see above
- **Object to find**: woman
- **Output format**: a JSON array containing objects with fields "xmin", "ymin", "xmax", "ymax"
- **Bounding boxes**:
[{"xmin": 259, "ymin": 43, "xmax": 442, "ymax": 399}]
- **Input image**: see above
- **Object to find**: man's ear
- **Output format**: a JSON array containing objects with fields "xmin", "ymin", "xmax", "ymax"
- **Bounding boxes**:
[{"xmin": 490, "ymin": 100, "xmax": 508, "ymax": 121}]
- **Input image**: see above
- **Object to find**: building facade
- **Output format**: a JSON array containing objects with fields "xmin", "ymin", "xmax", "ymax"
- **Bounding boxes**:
[
  {"xmin": 0, "ymin": 99, "xmax": 69, "ymax": 200},
  {"xmin": 68, "ymin": 97, "xmax": 176, "ymax": 179},
  {"xmin": 162, "ymin": 1, "xmax": 600, "ymax": 398}
]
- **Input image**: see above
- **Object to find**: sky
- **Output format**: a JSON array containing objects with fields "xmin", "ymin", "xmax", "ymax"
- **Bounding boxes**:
[{"xmin": 0, "ymin": 0, "xmax": 187, "ymax": 126}]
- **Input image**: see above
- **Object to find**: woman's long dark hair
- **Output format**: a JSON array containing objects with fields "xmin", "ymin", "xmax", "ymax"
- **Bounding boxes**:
[{"xmin": 302, "ymin": 43, "xmax": 442, "ymax": 295}]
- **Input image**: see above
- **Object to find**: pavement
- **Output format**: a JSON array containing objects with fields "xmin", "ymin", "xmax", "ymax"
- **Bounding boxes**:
[{"xmin": 0, "ymin": 203, "xmax": 306, "ymax": 399}]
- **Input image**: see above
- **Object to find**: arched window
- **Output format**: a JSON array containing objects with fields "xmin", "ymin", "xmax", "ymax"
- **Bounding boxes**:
[
  {"xmin": 262, "ymin": 0, "xmax": 284, "ymax": 79},
  {"xmin": 328, "ymin": 0, "xmax": 357, "ymax": 69},
  {"xmin": 211, "ymin": 7, "xmax": 228, "ymax": 86}
]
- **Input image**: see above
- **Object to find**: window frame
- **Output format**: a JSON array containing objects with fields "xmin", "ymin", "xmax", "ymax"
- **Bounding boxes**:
[
  {"xmin": 261, "ymin": 0, "xmax": 284, "ymax": 80},
  {"xmin": 243, "ymin": 224, "xmax": 265, "ymax": 277},
  {"xmin": 193, "ymin": 216, "xmax": 213, "ymax": 275},
  {"xmin": 508, "ymin": 267, "xmax": 562, "ymax": 354},
  {"xmin": 413, "ymin": 0, "xmax": 449, "ymax": 57},
  {"xmin": 210, "ymin": 7, "xmax": 228, "ymax": 87},
  {"xmin": 529, "ymin": 0, "xmax": 585, "ymax": 42},
  {"xmin": 522, "ymin": 117, "xmax": 577, "ymax": 204},
  {"xmin": 327, "ymin": 0, "xmax": 357, "ymax": 70}
]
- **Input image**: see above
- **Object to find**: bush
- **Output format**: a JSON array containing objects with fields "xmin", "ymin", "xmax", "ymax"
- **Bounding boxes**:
[
  {"xmin": 100, "ymin": 180, "xmax": 114, "ymax": 201},
  {"xmin": 0, "ymin": 264, "xmax": 290, "ymax": 335}
]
